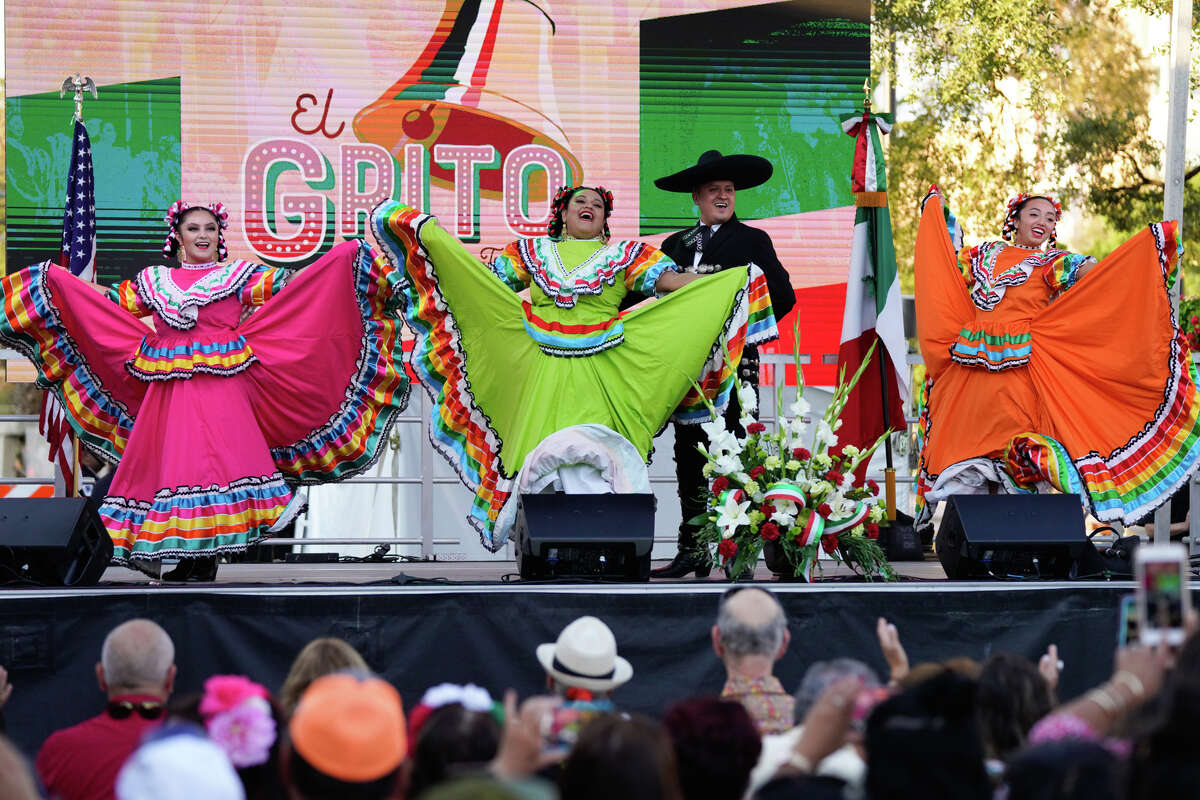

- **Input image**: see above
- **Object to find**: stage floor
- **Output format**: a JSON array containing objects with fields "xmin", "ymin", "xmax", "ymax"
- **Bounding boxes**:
[{"xmin": 92, "ymin": 554, "xmax": 952, "ymax": 586}]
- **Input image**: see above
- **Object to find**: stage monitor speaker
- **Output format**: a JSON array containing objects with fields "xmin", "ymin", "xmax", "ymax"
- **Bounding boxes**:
[
  {"xmin": 514, "ymin": 493, "xmax": 655, "ymax": 581},
  {"xmin": 0, "ymin": 498, "xmax": 112, "ymax": 586},
  {"xmin": 935, "ymin": 494, "xmax": 1088, "ymax": 579}
]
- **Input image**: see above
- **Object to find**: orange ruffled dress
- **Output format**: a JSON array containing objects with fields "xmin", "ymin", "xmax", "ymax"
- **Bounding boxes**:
[{"xmin": 915, "ymin": 187, "xmax": 1200, "ymax": 525}]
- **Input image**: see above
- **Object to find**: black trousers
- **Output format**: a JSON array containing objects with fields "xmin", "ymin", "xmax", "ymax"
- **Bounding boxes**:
[{"xmin": 672, "ymin": 346, "xmax": 759, "ymax": 550}]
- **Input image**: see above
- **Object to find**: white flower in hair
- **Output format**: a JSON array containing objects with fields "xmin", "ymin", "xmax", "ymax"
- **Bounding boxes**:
[{"xmin": 420, "ymin": 682, "xmax": 495, "ymax": 713}]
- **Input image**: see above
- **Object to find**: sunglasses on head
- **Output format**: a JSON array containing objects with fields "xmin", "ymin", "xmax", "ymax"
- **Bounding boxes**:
[{"xmin": 107, "ymin": 700, "xmax": 165, "ymax": 720}]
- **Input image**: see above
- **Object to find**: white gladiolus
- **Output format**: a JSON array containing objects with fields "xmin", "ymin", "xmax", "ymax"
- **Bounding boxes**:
[
  {"xmin": 789, "ymin": 395, "xmax": 811, "ymax": 418},
  {"xmin": 713, "ymin": 453, "xmax": 743, "ymax": 475},
  {"xmin": 816, "ymin": 420, "xmax": 837, "ymax": 449}
]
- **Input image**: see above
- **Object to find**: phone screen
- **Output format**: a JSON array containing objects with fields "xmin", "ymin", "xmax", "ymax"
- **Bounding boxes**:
[
  {"xmin": 1139, "ymin": 551, "xmax": 1188, "ymax": 646},
  {"xmin": 1118, "ymin": 594, "xmax": 1138, "ymax": 647}
]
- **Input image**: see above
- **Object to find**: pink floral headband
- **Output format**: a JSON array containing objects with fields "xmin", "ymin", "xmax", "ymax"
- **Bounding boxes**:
[
  {"xmin": 163, "ymin": 200, "xmax": 230, "ymax": 261},
  {"xmin": 1001, "ymin": 193, "xmax": 1062, "ymax": 246},
  {"xmin": 198, "ymin": 675, "xmax": 277, "ymax": 768}
]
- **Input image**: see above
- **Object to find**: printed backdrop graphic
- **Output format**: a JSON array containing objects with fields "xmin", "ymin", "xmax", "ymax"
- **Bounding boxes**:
[{"xmin": 6, "ymin": 0, "xmax": 869, "ymax": 382}]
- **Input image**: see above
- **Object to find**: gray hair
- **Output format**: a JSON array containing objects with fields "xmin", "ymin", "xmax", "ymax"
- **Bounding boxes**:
[
  {"xmin": 715, "ymin": 588, "xmax": 788, "ymax": 658},
  {"xmin": 792, "ymin": 658, "xmax": 881, "ymax": 721},
  {"xmin": 101, "ymin": 619, "xmax": 174, "ymax": 692}
]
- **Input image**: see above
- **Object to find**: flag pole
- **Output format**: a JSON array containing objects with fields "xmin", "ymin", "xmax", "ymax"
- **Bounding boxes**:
[{"xmin": 856, "ymin": 79, "xmax": 898, "ymax": 520}]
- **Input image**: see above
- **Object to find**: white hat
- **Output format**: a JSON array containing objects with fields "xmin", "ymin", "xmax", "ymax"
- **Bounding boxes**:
[
  {"xmin": 116, "ymin": 727, "xmax": 245, "ymax": 800},
  {"xmin": 536, "ymin": 616, "xmax": 633, "ymax": 693}
]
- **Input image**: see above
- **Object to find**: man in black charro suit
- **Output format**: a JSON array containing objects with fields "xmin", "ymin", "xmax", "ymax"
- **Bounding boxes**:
[{"xmin": 651, "ymin": 150, "xmax": 797, "ymax": 578}]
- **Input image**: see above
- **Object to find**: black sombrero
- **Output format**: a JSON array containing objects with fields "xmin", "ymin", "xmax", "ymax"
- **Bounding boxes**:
[{"xmin": 654, "ymin": 149, "xmax": 774, "ymax": 193}]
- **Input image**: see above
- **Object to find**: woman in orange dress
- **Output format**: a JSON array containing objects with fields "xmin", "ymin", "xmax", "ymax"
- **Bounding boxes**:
[{"xmin": 914, "ymin": 186, "xmax": 1200, "ymax": 527}]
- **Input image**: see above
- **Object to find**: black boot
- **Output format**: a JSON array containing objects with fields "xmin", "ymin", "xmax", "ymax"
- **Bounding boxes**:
[
  {"xmin": 650, "ymin": 550, "xmax": 712, "ymax": 578},
  {"xmin": 162, "ymin": 556, "xmax": 219, "ymax": 582}
]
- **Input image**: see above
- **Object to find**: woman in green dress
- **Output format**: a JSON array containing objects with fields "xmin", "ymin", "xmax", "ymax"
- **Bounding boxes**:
[{"xmin": 372, "ymin": 186, "xmax": 777, "ymax": 549}]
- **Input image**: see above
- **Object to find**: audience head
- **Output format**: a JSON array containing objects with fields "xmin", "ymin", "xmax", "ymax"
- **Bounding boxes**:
[
  {"xmin": 662, "ymin": 696, "xmax": 760, "ymax": 800},
  {"xmin": 97, "ymin": 618, "xmax": 176, "ymax": 699},
  {"xmin": 558, "ymin": 714, "xmax": 683, "ymax": 800},
  {"xmin": 407, "ymin": 689, "xmax": 503, "ymax": 799},
  {"xmin": 865, "ymin": 669, "xmax": 990, "ymax": 800},
  {"xmin": 537, "ymin": 616, "xmax": 632, "ymax": 698},
  {"xmin": 169, "ymin": 675, "xmax": 282, "ymax": 800},
  {"xmin": 418, "ymin": 776, "xmax": 528, "ymax": 800},
  {"xmin": 1004, "ymin": 739, "xmax": 1117, "ymax": 800},
  {"xmin": 285, "ymin": 672, "xmax": 407, "ymax": 800},
  {"xmin": 1126, "ymin": 679, "xmax": 1200, "ymax": 799},
  {"xmin": 116, "ymin": 724, "xmax": 245, "ymax": 800},
  {"xmin": 279, "ymin": 637, "xmax": 369, "ymax": 717},
  {"xmin": 977, "ymin": 652, "xmax": 1056, "ymax": 761},
  {"xmin": 793, "ymin": 658, "xmax": 881, "ymax": 721},
  {"xmin": 0, "ymin": 733, "xmax": 39, "ymax": 800},
  {"xmin": 712, "ymin": 588, "xmax": 789, "ymax": 675}
]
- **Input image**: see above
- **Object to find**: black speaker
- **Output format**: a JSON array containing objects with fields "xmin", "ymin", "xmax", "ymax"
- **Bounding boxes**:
[
  {"xmin": 513, "ymin": 493, "xmax": 655, "ymax": 581},
  {"xmin": 0, "ymin": 498, "xmax": 113, "ymax": 586},
  {"xmin": 935, "ymin": 494, "xmax": 1088, "ymax": 579}
]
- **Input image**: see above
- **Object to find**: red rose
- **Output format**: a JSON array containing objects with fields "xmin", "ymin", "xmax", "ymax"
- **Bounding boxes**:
[
  {"xmin": 867, "ymin": 479, "xmax": 880, "ymax": 494},
  {"xmin": 760, "ymin": 522, "xmax": 781, "ymax": 541},
  {"xmin": 866, "ymin": 523, "xmax": 880, "ymax": 540},
  {"xmin": 712, "ymin": 476, "xmax": 730, "ymax": 494},
  {"xmin": 761, "ymin": 503, "xmax": 776, "ymax": 517},
  {"xmin": 746, "ymin": 422, "xmax": 766, "ymax": 435},
  {"xmin": 818, "ymin": 503, "xmax": 833, "ymax": 518},
  {"xmin": 825, "ymin": 470, "xmax": 844, "ymax": 486},
  {"xmin": 749, "ymin": 465, "xmax": 766, "ymax": 480},
  {"xmin": 821, "ymin": 534, "xmax": 839, "ymax": 554},
  {"xmin": 718, "ymin": 539, "xmax": 738, "ymax": 561},
  {"xmin": 793, "ymin": 447, "xmax": 811, "ymax": 460}
]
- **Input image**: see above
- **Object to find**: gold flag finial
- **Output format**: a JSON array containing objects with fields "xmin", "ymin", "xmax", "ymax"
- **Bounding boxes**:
[
  {"xmin": 863, "ymin": 77, "xmax": 871, "ymax": 112},
  {"xmin": 60, "ymin": 74, "xmax": 98, "ymax": 123}
]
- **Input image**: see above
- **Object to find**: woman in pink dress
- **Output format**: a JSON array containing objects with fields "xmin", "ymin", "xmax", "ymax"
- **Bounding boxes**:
[{"xmin": 0, "ymin": 202, "xmax": 410, "ymax": 580}]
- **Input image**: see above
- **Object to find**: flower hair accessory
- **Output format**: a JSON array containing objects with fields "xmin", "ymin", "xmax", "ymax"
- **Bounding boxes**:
[
  {"xmin": 405, "ymin": 683, "xmax": 502, "ymax": 756},
  {"xmin": 547, "ymin": 185, "xmax": 615, "ymax": 240},
  {"xmin": 163, "ymin": 200, "xmax": 230, "ymax": 261},
  {"xmin": 1001, "ymin": 192, "xmax": 1062, "ymax": 246},
  {"xmin": 199, "ymin": 674, "xmax": 276, "ymax": 768}
]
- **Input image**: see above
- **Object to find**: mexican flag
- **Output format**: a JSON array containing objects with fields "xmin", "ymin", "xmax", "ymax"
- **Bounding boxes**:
[{"xmin": 837, "ymin": 111, "xmax": 908, "ymax": 458}]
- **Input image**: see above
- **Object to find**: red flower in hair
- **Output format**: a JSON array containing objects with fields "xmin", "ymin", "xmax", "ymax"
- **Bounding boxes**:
[
  {"xmin": 718, "ymin": 539, "xmax": 738, "ymax": 561},
  {"xmin": 746, "ymin": 422, "xmax": 766, "ymax": 435},
  {"xmin": 760, "ymin": 522, "xmax": 781, "ymax": 541},
  {"xmin": 749, "ymin": 466, "xmax": 766, "ymax": 480},
  {"xmin": 821, "ymin": 534, "xmax": 839, "ymax": 554},
  {"xmin": 712, "ymin": 476, "xmax": 730, "ymax": 494}
]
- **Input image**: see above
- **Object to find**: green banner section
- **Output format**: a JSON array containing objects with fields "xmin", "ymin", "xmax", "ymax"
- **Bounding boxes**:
[
  {"xmin": 6, "ymin": 77, "xmax": 181, "ymax": 283},
  {"xmin": 639, "ymin": 5, "xmax": 868, "ymax": 234}
]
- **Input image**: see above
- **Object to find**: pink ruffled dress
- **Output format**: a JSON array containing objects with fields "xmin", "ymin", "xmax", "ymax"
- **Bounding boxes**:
[{"xmin": 0, "ymin": 241, "xmax": 409, "ymax": 563}]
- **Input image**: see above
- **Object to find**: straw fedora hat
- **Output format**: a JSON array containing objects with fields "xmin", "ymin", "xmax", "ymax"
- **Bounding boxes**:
[{"xmin": 536, "ymin": 616, "xmax": 633, "ymax": 693}]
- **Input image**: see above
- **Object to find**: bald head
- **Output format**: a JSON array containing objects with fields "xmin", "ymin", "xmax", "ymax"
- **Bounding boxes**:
[
  {"xmin": 714, "ymin": 588, "xmax": 787, "ymax": 659},
  {"xmin": 99, "ymin": 619, "xmax": 175, "ymax": 697}
]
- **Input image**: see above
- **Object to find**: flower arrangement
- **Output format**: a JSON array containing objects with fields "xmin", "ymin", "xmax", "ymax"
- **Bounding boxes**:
[
  {"xmin": 199, "ymin": 675, "xmax": 277, "ymax": 768},
  {"xmin": 692, "ymin": 343, "xmax": 895, "ymax": 581}
]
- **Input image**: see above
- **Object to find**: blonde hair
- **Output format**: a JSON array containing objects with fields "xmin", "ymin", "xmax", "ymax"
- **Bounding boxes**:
[{"xmin": 279, "ymin": 637, "xmax": 369, "ymax": 716}]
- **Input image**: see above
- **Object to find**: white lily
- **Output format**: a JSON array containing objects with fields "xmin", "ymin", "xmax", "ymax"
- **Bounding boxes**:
[
  {"xmin": 716, "ymin": 493, "xmax": 751, "ymax": 537},
  {"xmin": 770, "ymin": 498, "xmax": 798, "ymax": 527}
]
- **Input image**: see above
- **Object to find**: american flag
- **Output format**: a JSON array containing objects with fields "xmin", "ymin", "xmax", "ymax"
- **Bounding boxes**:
[{"xmin": 41, "ymin": 118, "xmax": 97, "ymax": 495}]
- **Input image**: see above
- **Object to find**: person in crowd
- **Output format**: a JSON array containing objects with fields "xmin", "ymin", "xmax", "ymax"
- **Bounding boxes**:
[
  {"xmin": 977, "ymin": 651, "xmax": 1057, "ymax": 766},
  {"xmin": 406, "ymin": 684, "xmax": 503, "ymax": 798},
  {"xmin": 1003, "ymin": 739, "xmax": 1119, "ymax": 800},
  {"xmin": 558, "ymin": 714, "xmax": 683, "ymax": 800},
  {"xmin": 115, "ymin": 725, "xmax": 245, "ymax": 800},
  {"xmin": 1124, "ymin": 629, "xmax": 1200, "ymax": 799},
  {"xmin": 661, "ymin": 696, "xmax": 760, "ymax": 800},
  {"xmin": 278, "ymin": 637, "xmax": 369, "ymax": 717},
  {"xmin": 36, "ymin": 618, "xmax": 176, "ymax": 800},
  {"xmin": 282, "ymin": 672, "xmax": 408, "ymax": 800},
  {"xmin": 371, "ymin": 187, "xmax": 777, "ymax": 551},
  {"xmin": 748, "ymin": 658, "xmax": 882, "ymax": 795},
  {"xmin": 0, "ymin": 664, "xmax": 11, "ymax": 733},
  {"xmin": 0, "ymin": 201, "xmax": 410, "ymax": 580},
  {"xmin": 711, "ymin": 587, "xmax": 794, "ymax": 734},
  {"xmin": 914, "ymin": 187, "xmax": 1200, "ymax": 528},
  {"xmin": 865, "ymin": 668, "xmax": 991, "ymax": 800},
  {"xmin": 651, "ymin": 150, "xmax": 796, "ymax": 578},
  {"xmin": 168, "ymin": 675, "xmax": 283, "ymax": 800},
  {"xmin": 0, "ymin": 733, "xmax": 40, "ymax": 800}
]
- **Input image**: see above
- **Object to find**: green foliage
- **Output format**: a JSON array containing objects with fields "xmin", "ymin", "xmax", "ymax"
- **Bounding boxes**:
[{"xmin": 875, "ymin": 0, "xmax": 1198, "ymax": 291}]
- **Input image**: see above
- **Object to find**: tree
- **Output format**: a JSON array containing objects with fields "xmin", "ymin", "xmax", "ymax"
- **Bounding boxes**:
[{"xmin": 875, "ymin": 0, "xmax": 1198, "ymax": 292}]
